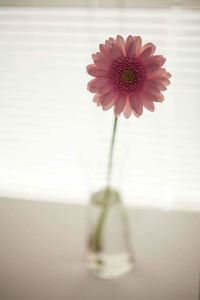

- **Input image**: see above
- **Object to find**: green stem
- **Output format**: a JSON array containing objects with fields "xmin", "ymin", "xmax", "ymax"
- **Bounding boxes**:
[
  {"xmin": 89, "ymin": 188, "xmax": 111, "ymax": 252},
  {"xmin": 89, "ymin": 117, "xmax": 118, "ymax": 252},
  {"xmin": 107, "ymin": 116, "xmax": 118, "ymax": 186}
]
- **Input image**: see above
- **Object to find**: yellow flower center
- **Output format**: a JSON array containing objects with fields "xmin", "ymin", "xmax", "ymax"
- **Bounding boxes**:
[{"xmin": 121, "ymin": 69, "xmax": 135, "ymax": 83}]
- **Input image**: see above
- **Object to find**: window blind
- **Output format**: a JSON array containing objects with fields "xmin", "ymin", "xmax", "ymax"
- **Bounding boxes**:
[{"xmin": 0, "ymin": 5, "xmax": 200, "ymax": 210}]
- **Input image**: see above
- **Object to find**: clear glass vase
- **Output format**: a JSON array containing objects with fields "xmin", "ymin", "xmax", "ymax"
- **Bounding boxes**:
[{"xmin": 86, "ymin": 187, "xmax": 134, "ymax": 279}]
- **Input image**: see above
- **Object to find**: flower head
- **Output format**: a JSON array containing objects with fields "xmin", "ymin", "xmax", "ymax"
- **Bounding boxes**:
[{"xmin": 87, "ymin": 35, "xmax": 171, "ymax": 118}]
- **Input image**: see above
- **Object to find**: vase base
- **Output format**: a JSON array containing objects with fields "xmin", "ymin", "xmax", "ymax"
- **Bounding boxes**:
[{"xmin": 87, "ymin": 252, "xmax": 134, "ymax": 279}]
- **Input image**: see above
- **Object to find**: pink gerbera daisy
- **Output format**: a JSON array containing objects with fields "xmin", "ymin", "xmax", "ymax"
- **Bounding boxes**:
[{"xmin": 86, "ymin": 35, "xmax": 171, "ymax": 118}]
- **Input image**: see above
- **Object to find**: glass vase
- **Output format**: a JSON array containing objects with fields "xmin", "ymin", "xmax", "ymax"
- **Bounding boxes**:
[{"xmin": 86, "ymin": 187, "xmax": 134, "ymax": 279}]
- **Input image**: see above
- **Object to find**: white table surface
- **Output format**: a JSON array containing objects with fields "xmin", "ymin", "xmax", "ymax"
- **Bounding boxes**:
[{"xmin": 0, "ymin": 198, "xmax": 200, "ymax": 300}]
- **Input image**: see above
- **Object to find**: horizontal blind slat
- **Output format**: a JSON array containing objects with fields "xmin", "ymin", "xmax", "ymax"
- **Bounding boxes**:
[{"xmin": 0, "ymin": 6, "xmax": 199, "ymax": 210}]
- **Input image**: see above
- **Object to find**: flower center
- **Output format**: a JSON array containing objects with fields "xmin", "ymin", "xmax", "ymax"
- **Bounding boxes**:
[
  {"xmin": 108, "ymin": 57, "xmax": 146, "ymax": 93},
  {"xmin": 121, "ymin": 69, "xmax": 135, "ymax": 83}
]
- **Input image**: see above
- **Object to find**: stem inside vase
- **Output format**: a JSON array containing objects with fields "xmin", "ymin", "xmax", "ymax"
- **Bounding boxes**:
[
  {"xmin": 88, "ymin": 116, "xmax": 119, "ymax": 253},
  {"xmin": 87, "ymin": 115, "xmax": 134, "ymax": 277}
]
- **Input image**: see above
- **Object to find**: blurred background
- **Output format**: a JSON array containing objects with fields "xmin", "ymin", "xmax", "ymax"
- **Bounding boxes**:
[
  {"xmin": 0, "ymin": 0, "xmax": 200, "ymax": 211},
  {"xmin": 0, "ymin": 2, "xmax": 200, "ymax": 300}
]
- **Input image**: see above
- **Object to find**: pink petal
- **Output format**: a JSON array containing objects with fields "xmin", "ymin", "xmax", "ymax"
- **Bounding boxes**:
[
  {"xmin": 141, "ymin": 42, "xmax": 156, "ymax": 55},
  {"xmin": 158, "ymin": 77, "xmax": 170, "ymax": 86},
  {"xmin": 109, "ymin": 43, "xmax": 122, "ymax": 59},
  {"xmin": 142, "ymin": 89, "xmax": 164, "ymax": 102},
  {"xmin": 129, "ymin": 93, "xmax": 143, "ymax": 116},
  {"xmin": 105, "ymin": 38, "xmax": 115, "ymax": 51},
  {"xmin": 125, "ymin": 35, "xmax": 134, "ymax": 52},
  {"xmin": 146, "ymin": 68, "xmax": 166, "ymax": 79},
  {"xmin": 154, "ymin": 81, "xmax": 167, "ymax": 91},
  {"xmin": 132, "ymin": 111, "xmax": 140, "ymax": 118},
  {"xmin": 100, "ymin": 83, "xmax": 113, "ymax": 95},
  {"xmin": 126, "ymin": 43, "xmax": 134, "ymax": 58},
  {"xmin": 140, "ymin": 90, "xmax": 152, "ymax": 101},
  {"xmin": 144, "ymin": 80, "xmax": 159, "ymax": 89},
  {"xmin": 87, "ymin": 78, "xmax": 109, "ymax": 93},
  {"xmin": 123, "ymin": 99, "xmax": 133, "ymax": 119},
  {"xmin": 86, "ymin": 64, "xmax": 107, "ymax": 77},
  {"xmin": 125, "ymin": 36, "xmax": 143, "ymax": 58},
  {"xmin": 145, "ymin": 63, "xmax": 160, "ymax": 75},
  {"xmin": 126, "ymin": 37, "xmax": 137, "ymax": 58},
  {"xmin": 116, "ymin": 35, "xmax": 126, "ymax": 56},
  {"xmin": 153, "ymin": 93, "xmax": 165, "ymax": 102},
  {"xmin": 93, "ymin": 59, "xmax": 111, "ymax": 71},
  {"xmin": 102, "ymin": 99, "xmax": 115, "ymax": 111},
  {"xmin": 114, "ymin": 95, "xmax": 127, "ymax": 116},
  {"xmin": 87, "ymin": 78, "xmax": 98, "ymax": 93},
  {"xmin": 145, "ymin": 55, "xmax": 166, "ymax": 67},
  {"xmin": 134, "ymin": 36, "xmax": 142, "ymax": 58},
  {"xmin": 146, "ymin": 80, "xmax": 167, "ymax": 91},
  {"xmin": 163, "ymin": 71, "xmax": 172, "ymax": 79},
  {"xmin": 100, "ymin": 91, "xmax": 116, "ymax": 106},
  {"xmin": 93, "ymin": 94, "xmax": 101, "ymax": 106},
  {"xmin": 93, "ymin": 51, "xmax": 111, "ymax": 64},
  {"xmin": 138, "ymin": 45, "xmax": 155, "ymax": 62},
  {"xmin": 143, "ymin": 84, "xmax": 160, "ymax": 96},
  {"xmin": 92, "ymin": 52, "xmax": 112, "ymax": 70},
  {"xmin": 99, "ymin": 44, "xmax": 111, "ymax": 58},
  {"xmin": 142, "ymin": 98, "xmax": 155, "ymax": 112}
]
